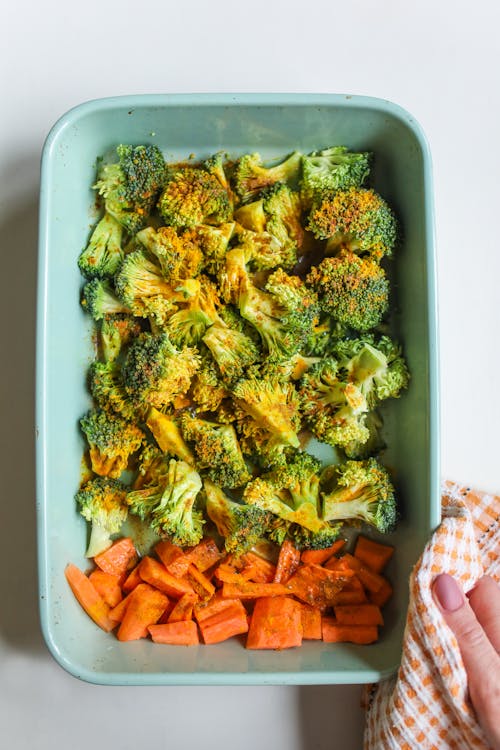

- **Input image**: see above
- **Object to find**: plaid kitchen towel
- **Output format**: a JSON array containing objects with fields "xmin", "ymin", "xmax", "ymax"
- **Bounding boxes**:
[{"xmin": 363, "ymin": 482, "xmax": 500, "ymax": 750}]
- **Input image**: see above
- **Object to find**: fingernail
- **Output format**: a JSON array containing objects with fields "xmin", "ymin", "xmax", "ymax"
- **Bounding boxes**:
[{"xmin": 433, "ymin": 574, "xmax": 465, "ymax": 612}]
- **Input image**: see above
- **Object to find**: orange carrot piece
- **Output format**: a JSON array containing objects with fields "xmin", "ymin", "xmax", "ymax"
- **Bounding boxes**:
[
  {"xmin": 321, "ymin": 617, "xmax": 379, "ymax": 644},
  {"xmin": 117, "ymin": 583, "xmax": 169, "ymax": 641},
  {"xmin": 334, "ymin": 604, "xmax": 384, "ymax": 626},
  {"xmin": 301, "ymin": 539, "xmax": 346, "ymax": 566},
  {"xmin": 199, "ymin": 601, "xmax": 249, "ymax": 644},
  {"xmin": 109, "ymin": 583, "xmax": 157, "ymax": 623},
  {"xmin": 354, "ymin": 535, "xmax": 394, "ymax": 574},
  {"xmin": 93, "ymin": 538, "xmax": 138, "ymax": 577},
  {"xmin": 167, "ymin": 538, "xmax": 223, "ymax": 578},
  {"xmin": 148, "ymin": 620, "xmax": 199, "ymax": 645},
  {"xmin": 240, "ymin": 552, "xmax": 276, "ymax": 583},
  {"xmin": 185, "ymin": 563, "xmax": 216, "ymax": 600},
  {"xmin": 368, "ymin": 579, "xmax": 393, "ymax": 608},
  {"xmin": 340, "ymin": 553, "xmax": 385, "ymax": 593},
  {"xmin": 285, "ymin": 564, "xmax": 354, "ymax": 609},
  {"xmin": 222, "ymin": 581, "xmax": 289, "ymax": 599},
  {"xmin": 214, "ymin": 563, "xmax": 244, "ymax": 584},
  {"xmin": 88, "ymin": 569, "xmax": 123, "ymax": 608},
  {"xmin": 300, "ymin": 603, "xmax": 322, "ymax": 640},
  {"xmin": 331, "ymin": 589, "xmax": 368, "ymax": 605},
  {"xmin": 167, "ymin": 593, "xmax": 198, "ymax": 623},
  {"xmin": 155, "ymin": 540, "xmax": 184, "ymax": 569},
  {"xmin": 65, "ymin": 564, "xmax": 116, "ymax": 632},
  {"xmin": 246, "ymin": 596, "xmax": 303, "ymax": 650},
  {"xmin": 273, "ymin": 540, "xmax": 301, "ymax": 584},
  {"xmin": 121, "ymin": 561, "xmax": 144, "ymax": 594},
  {"xmin": 139, "ymin": 556, "xmax": 195, "ymax": 598}
]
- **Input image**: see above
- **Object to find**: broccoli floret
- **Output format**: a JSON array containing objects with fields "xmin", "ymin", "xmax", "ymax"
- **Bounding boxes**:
[
  {"xmin": 289, "ymin": 523, "xmax": 342, "ymax": 551},
  {"xmin": 331, "ymin": 335, "xmax": 410, "ymax": 409},
  {"xmin": 88, "ymin": 361, "xmax": 137, "ymax": 421},
  {"xmin": 191, "ymin": 355, "xmax": 229, "ymax": 412},
  {"xmin": 301, "ymin": 146, "xmax": 371, "ymax": 207},
  {"xmin": 235, "ymin": 414, "xmax": 296, "ymax": 469},
  {"xmin": 75, "ymin": 476, "xmax": 128, "ymax": 557},
  {"xmin": 306, "ymin": 250, "xmax": 389, "ymax": 332},
  {"xmin": 99, "ymin": 314, "xmax": 142, "ymax": 362},
  {"xmin": 80, "ymin": 409, "xmax": 144, "ymax": 478},
  {"xmin": 158, "ymin": 166, "xmax": 231, "ymax": 228},
  {"xmin": 299, "ymin": 358, "xmax": 370, "ymax": 450},
  {"xmin": 234, "ymin": 226, "xmax": 296, "ymax": 272},
  {"xmin": 184, "ymin": 222, "xmax": 235, "ymax": 275},
  {"xmin": 204, "ymin": 478, "xmax": 271, "ymax": 555},
  {"xmin": 81, "ymin": 279, "xmax": 131, "ymax": 321},
  {"xmin": 165, "ymin": 276, "xmax": 220, "ymax": 347},
  {"xmin": 136, "ymin": 226, "xmax": 203, "ymax": 282},
  {"xmin": 217, "ymin": 245, "xmax": 252, "ymax": 305},
  {"xmin": 243, "ymin": 454, "xmax": 338, "ymax": 543},
  {"xmin": 261, "ymin": 182, "xmax": 304, "ymax": 256},
  {"xmin": 78, "ymin": 213, "xmax": 124, "ymax": 279},
  {"xmin": 94, "ymin": 144, "xmax": 167, "ymax": 233},
  {"xmin": 234, "ymin": 199, "xmax": 267, "ymax": 232},
  {"xmin": 114, "ymin": 248, "xmax": 179, "ymax": 323},
  {"xmin": 204, "ymin": 151, "xmax": 233, "ymax": 193},
  {"xmin": 343, "ymin": 410, "xmax": 386, "ymax": 460},
  {"xmin": 127, "ymin": 459, "xmax": 204, "ymax": 546},
  {"xmin": 181, "ymin": 413, "xmax": 250, "ymax": 488},
  {"xmin": 239, "ymin": 267, "xmax": 319, "ymax": 360},
  {"xmin": 233, "ymin": 151, "xmax": 302, "ymax": 204},
  {"xmin": 202, "ymin": 322, "xmax": 260, "ymax": 384},
  {"xmin": 232, "ymin": 376, "xmax": 301, "ymax": 449},
  {"xmin": 122, "ymin": 332, "xmax": 200, "ymax": 411},
  {"xmin": 321, "ymin": 458, "xmax": 397, "ymax": 533},
  {"xmin": 146, "ymin": 407, "xmax": 195, "ymax": 465},
  {"xmin": 133, "ymin": 443, "xmax": 171, "ymax": 490},
  {"xmin": 308, "ymin": 187, "xmax": 398, "ymax": 260}
]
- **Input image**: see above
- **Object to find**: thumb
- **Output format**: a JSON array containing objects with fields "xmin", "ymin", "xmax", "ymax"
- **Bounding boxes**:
[{"xmin": 432, "ymin": 574, "xmax": 498, "ymax": 683}]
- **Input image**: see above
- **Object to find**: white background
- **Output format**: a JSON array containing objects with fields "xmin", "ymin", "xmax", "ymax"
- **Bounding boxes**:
[{"xmin": 1, "ymin": 1, "xmax": 499, "ymax": 748}]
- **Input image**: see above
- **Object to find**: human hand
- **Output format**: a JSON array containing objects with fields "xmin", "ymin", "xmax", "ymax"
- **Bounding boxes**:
[{"xmin": 433, "ymin": 574, "xmax": 500, "ymax": 749}]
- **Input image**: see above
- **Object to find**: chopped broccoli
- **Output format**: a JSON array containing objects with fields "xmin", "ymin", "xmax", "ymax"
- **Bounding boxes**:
[
  {"xmin": 127, "ymin": 459, "xmax": 204, "ymax": 546},
  {"xmin": 191, "ymin": 356, "xmax": 229, "ymax": 412},
  {"xmin": 158, "ymin": 166, "xmax": 232, "ymax": 228},
  {"xmin": 308, "ymin": 187, "xmax": 398, "ymax": 260},
  {"xmin": 234, "ymin": 199, "xmax": 267, "ymax": 232},
  {"xmin": 165, "ymin": 276, "xmax": 220, "ymax": 347},
  {"xmin": 233, "ymin": 151, "xmax": 302, "ymax": 203},
  {"xmin": 78, "ymin": 213, "xmax": 124, "ymax": 279},
  {"xmin": 122, "ymin": 332, "xmax": 200, "ymax": 410},
  {"xmin": 88, "ymin": 361, "xmax": 137, "ymax": 421},
  {"xmin": 232, "ymin": 376, "xmax": 301, "ymax": 449},
  {"xmin": 81, "ymin": 279, "xmax": 131, "ymax": 321},
  {"xmin": 133, "ymin": 443, "xmax": 171, "ymax": 490},
  {"xmin": 306, "ymin": 250, "xmax": 389, "ymax": 332},
  {"xmin": 235, "ymin": 413, "xmax": 296, "ymax": 469},
  {"xmin": 181, "ymin": 413, "xmax": 250, "ymax": 488},
  {"xmin": 301, "ymin": 146, "xmax": 371, "ymax": 207},
  {"xmin": 321, "ymin": 458, "xmax": 397, "ymax": 533},
  {"xmin": 99, "ymin": 314, "xmax": 142, "ymax": 362},
  {"xmin": 184, "ymin": 222, "xmax": 235, "ymax": 275},
  {"xmin": 262, "ymin": 182, "xmax": 304, "ymax": 256},
  {"xmin": 343, "ymin": 410, "xmax": 386, "ymax": 460},
  {"xmin": 75, "ymin": 476, "xmax": 128, "ymax": 557},
  {"xmin": 202, "ymin": 321, "xmax": 260, "ymax": 384},
  {"xmin": 94, "ymin": 144, "xmax": 167, "ymax": 233},
  {"xmin": 136, "ymin": 225, "xmax": 203, "ymax": 282},
  {"xmin": 217, "ymin": 245, "xmax": 252, "ymax": 305},
  {"xmin": 236, "ymin": 226, "xmax": 297, "ymax": 272},
  {"xmin": 80, "ymin": 409, "xmax": 144, "ymax": 478},
  {"xmin": 146, "ymin": 407, "xmax": 195, "ymax": 465},
  {"xmin": 290, "ymin": 523, "xmax": 342, "ymax": 551},
  {"xmin": 114, "ymin": 248, "xmax": 179, "ymax": 323},
  {"xmin": 204, "ymin": 478, "xmax": 271, "ymax": 555}
]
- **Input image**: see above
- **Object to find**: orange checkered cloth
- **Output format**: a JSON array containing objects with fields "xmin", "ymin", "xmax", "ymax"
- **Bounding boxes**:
[{"xmin": 363, "ymin": 482, "xmax": 500, "ymax": 750}]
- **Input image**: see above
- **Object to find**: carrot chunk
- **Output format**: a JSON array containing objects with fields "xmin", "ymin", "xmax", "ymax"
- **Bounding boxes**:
[
  {"xmin": 139, "ymin": 556, "xmax": 195, "ymax": 598},
  {"xmin": 334, "ymin": 604, "xmax": 384, "ymax": 626},
  {"xmin": 199, "ymin": 601, "xmax": 249, "ymax": 644},
  {"xmin": 117, "ymin": 583, "xmax": 169, "ymax": 641},
  {"xmin": 154, "ymin": 540, "xmax": 184, "ymax": 569},
  {"xmin": 331, "ymin": 589, "xmax": 368, "ymax": 605},
  {"xmin": 194, "ymin": 592, "xmax": 239, "ymax": 624},
  {"xmin": 301, "ymin": 539, "xmax": 346, "ymax": 566},
  {"xmin": 246, "ymin": 596, "xmax": 302, "ymax": 650},
  {"xmin": 185, "ymin": 563, "xmax": 216, "ymax": 600},
  {"xmin": 121, "ymin": 561, "xmax": 144, "ymax": 594},
  {"xmin": 222, "ymin": 581, "xmax": 289, "ymax": 599},
  {"xmin": 354, "ymin": 535, "xmax": 394, "ymax": 573},
  {"xmin": 65, "ymin": 564, "xmax": 115, "ymax": 632},
  {"xmin": 300, "ymin": 603, "xmax": 322, "ymax": 640},
  {"xmin": 88, "ymin": 569, "xmax": 123, "ymax": 608},
  {"xmin": 340, "ymin": 553, "xmax": 386, "ymax": 593},
  {"xmin": 321, "ymin": 617, "xmax": 378, "ymax": 644},
  {"xmin": 285, "ymin": 564, "xmax": 353, "ymax": 609},
  {"xmin": 149, "ymin": 620, "xmax": 200, "ymax": 645},
  {"xmin": 93, "ymin": 538, "xmax": 138, "ymax": 577},
  {"xmin": 166, "ymin": 538, "xmax": 223, "ymax": 578},
  {"xmin": 273, "ymin": 540, "xmax": 301, "ymax": 584},
  {"xmin": 167, "ymin": 593, "xmax": 198, "ymax": 623},
  {"xmin": 214, "ymin": 563, "xmax": 244, "ymax": 584},
  {"xmin": 368, "ymin": 579, "xmax": 393, "ymax": 608}
]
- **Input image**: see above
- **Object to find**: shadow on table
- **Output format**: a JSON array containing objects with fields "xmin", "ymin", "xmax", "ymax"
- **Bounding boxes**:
[
  {"xmin": 297, "ymin": 685, "xmax": 366, "ymax": 750},
  {"xmin": 0, "ymin": 158, "xmax": 46, "ymax": 654}
]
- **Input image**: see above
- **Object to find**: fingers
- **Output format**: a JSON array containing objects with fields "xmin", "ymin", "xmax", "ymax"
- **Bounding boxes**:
[
  {"xmin": 466, "ymin": 576, "xmax": 500, "ymax": 653},
  {"xmin": 432, "ymin": 574, "xmax": 498, "ymax": 677}
]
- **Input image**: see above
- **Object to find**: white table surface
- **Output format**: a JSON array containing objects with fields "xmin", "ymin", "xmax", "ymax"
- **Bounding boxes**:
[{"xmin": 1, "ymin": 1, "xmax": 499, "ymax": 747}]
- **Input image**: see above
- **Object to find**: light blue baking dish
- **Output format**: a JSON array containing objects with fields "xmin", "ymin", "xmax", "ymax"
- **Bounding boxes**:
[{"xmin": 36, "ymin": 93, "xmax": 440, "ymax": 685}]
